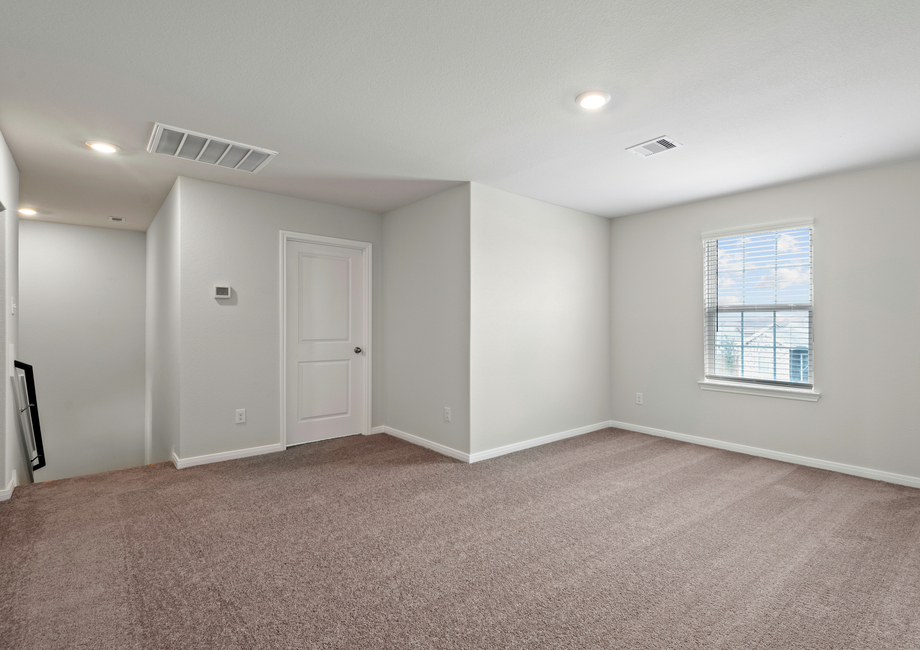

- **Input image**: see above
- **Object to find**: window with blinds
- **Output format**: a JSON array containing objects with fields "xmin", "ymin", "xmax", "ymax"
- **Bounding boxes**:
[{"xmin": 704, "ymin": 224, "xmax": 813, "ymax": 388}]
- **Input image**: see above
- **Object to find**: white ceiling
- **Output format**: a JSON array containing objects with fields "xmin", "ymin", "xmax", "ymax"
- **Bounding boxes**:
[{"xmin": 3, "ymin": 0, "xmax": 920, "ymax": 232}]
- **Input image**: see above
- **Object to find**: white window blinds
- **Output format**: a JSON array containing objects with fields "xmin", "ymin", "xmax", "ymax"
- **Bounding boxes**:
[{"xmin": 704, "ymin": 224, "xmax": 813, "ymax": 388}]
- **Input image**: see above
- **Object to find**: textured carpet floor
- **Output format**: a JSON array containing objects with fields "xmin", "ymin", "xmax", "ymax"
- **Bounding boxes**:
[{"xmin": 2, "ymin": 429, "xmax": 920, "ymax": 649}]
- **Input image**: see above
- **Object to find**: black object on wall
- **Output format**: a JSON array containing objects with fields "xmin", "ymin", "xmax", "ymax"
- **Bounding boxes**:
[{"xmin": 13, "ymin": 361, "xmax": 46, "ymax": 479}]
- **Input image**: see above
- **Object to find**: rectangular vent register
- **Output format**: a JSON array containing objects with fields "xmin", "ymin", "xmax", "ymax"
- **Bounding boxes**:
[
  {"xmin": 626, "ymin": 136, "xmax": 682, "ymax": 158},
  {"xmin": 147, "ymin": 123, "xmax": 277, "ymax": 173}
]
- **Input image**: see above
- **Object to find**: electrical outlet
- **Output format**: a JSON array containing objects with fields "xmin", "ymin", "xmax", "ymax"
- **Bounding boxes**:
[
  {"xmin": 635, "ymin": 393, "xmax": 643, "ymax": 406},
  {"xmin": 235, "ymin": 409, "xmax": 246, "ymax": 424},
  {"xmin": 444, "ymin": 407, "xmax": 451, "ymax": 422}
]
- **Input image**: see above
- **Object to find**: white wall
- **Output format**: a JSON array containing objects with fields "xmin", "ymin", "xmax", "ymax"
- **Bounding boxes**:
[
  {"xmin": 146, "ymin": 180, "xmax": 181, "ymax": 462},
  {"xmin": 176, "ymin": 178, "xmax": 384, "ymax": 459},
  {"xmin": 383, "ymin": 184, "xmax": 471, "ymax": 453},
  {"xmin": 0, "ymin": 128, "xmax": 24, "ymax": 490},
  {"xmin": 20, "ymin": 221, "xmax": 146, "ymax": 479},
  {"xmin": 610, "ymin": 157, "xmax": 920, "ymax": 480},
  {"xmin": 470, "ymin": 183, "xmax": 612, "ymax": 454}
]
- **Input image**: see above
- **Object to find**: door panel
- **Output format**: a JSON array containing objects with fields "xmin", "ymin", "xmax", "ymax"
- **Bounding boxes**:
[
  {"xmin": 286, "ymin": 240, "xmax": 365, "ymax": 445},
  {"xmin": 298, "ymin": 360, "xmax": 350, "ymax": 420},
  {"xmin": 299, "ymin": 255, "xmax": 350, "ymax": 341}
]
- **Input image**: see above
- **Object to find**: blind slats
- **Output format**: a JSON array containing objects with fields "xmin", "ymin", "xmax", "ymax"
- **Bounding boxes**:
[{"xmin": 704, "ymin": 226, "xmax": 813, "ymax": 387}]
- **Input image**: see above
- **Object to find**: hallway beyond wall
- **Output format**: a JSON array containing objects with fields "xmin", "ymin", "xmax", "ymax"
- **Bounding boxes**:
[{"xmin": 20, "ymin": 220, "xmax": 146, "ymax": 480}]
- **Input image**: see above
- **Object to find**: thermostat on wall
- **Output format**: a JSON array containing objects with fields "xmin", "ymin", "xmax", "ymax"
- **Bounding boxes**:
[{"xmin": 214, "ymin": 285, "xmax": 232, "ymax": 299}]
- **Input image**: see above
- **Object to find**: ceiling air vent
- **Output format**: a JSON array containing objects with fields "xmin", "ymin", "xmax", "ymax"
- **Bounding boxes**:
[
  {"xmin": 626, "ymin": 136, "xmax": 682, "ymax": 158},
  {"xmin": 146, "ymin": 123, "xmax": 277, "ymax": 173}
]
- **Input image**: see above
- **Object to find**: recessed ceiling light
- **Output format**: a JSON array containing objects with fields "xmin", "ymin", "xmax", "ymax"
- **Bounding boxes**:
[
  {"xmin": 18, "ymin": 208, "xmax": 37, "ymax": 216},
  {"xmin": 576, "ymin": 91, "xmax": 611, "ymax": 110},
  {"xmin": 86, "ymin": 141, "xmax": 120, "ymax": 153}
]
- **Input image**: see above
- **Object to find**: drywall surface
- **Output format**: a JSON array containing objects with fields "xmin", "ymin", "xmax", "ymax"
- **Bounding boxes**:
[
  {"xmin": 470, "ymin": 183, "xmax": 612, "ymax": 454},
  {"xmin": 383, "ymin": 184, "xmax": 471, "ymax": 453},
  {"xmin": 146, "ymin": 180, "xmax": 181, "ymax": 462},
  {"xmin": 0, "ymin": 128, "xmax": 24, "ymax": 490},
  {"xmin": 20, "ymin": 221, "xmax": 146, "ymax": 480},
  {"xmin": 610, "ymin": 157, "xmax": 920, "ymax": 480},
  {"xmin": 177, "ymin": 178, "xmax": 384, "ymax": 459}
]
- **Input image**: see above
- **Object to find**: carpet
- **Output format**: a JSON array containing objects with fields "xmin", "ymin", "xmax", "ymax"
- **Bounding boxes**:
[{"xmin": 1, "ymin": 428, "xmax": 919, "ymax": 649}]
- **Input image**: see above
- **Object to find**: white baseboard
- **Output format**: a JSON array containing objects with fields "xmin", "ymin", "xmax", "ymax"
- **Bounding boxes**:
[
  {"xmin": 171, "ymin": 443, "xmax": 285, "ymax": 469},
  {"xmin": 469, "ymin": 421, "xmax": 614, "ymax": 463},
  {"xmin": 1, "ymin": 470, "xmax": 19, "ymax": 501},
  {"xmin": 378, "ymin": 426, "xmax": 470, "ymax": 462},
  {"xmin": 379, "ymin": 421, "xmax": 614, "ymax": 464},
  {"xmin": 609, "ymin": 420, "xmax": 920, "ymax": 490}
]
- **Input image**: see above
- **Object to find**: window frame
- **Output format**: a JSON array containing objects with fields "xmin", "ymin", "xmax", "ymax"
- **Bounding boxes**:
[{"xmin": 698, "ymin": 219, "xmax": 820, "ymax": 402}]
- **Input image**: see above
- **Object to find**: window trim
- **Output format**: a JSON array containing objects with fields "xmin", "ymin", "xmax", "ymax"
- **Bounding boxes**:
[
  {"xmin": 700, "ymin": 218, "xmax": 814, "ymax": 241},
  {"xmin": 701, "ymin": 219, "xmax": 818, "ymax": 399},
  {"xmin": 698, "ymin": 379, "xmax": 820, "ymax": 401}
]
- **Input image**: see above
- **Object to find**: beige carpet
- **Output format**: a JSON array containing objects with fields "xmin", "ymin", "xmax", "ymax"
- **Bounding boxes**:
[{"xmin": 1, "ymin": 428, "xmax": 919, "ymax": 649}]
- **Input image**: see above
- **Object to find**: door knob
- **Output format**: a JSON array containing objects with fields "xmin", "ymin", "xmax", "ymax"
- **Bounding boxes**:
[{"xmin": 354, "ymin": 347, "xmax": 363, "ymax": 354}]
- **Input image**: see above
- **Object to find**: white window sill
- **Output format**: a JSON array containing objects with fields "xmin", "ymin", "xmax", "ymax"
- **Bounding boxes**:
[{"xmin": 698, "ymin": 379, "xmax": 821, "ymax": 402}]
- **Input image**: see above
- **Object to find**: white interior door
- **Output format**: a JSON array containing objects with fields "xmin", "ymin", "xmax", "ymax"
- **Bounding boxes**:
[{"xmin": 285, "ymin": 239, "xmax": 366, "ymax": 446}]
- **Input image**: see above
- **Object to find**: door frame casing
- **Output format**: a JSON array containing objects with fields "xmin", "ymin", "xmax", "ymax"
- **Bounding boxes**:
[{"xmin": 279, "ymin": 231, "xmax": 373, "ymax": 448}]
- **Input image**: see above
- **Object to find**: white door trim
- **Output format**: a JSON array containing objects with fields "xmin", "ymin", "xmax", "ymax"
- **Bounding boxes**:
[{"xmin": 279, "ymin": 231, "xmax": 373, "ymax": 449}]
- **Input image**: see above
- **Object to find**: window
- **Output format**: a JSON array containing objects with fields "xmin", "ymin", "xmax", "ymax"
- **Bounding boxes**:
[{"xmin": 703, "ymin": 222, "xmax": 813, "ymax": 391}]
